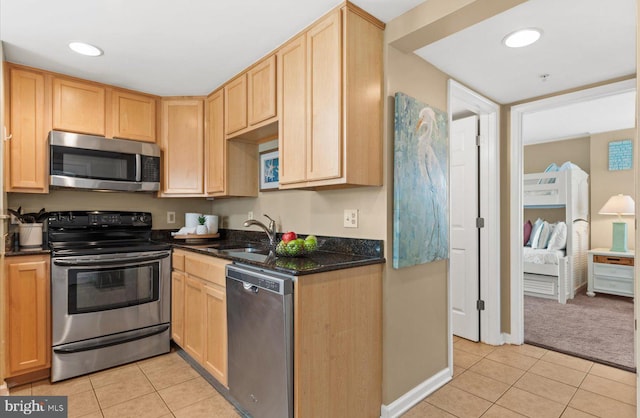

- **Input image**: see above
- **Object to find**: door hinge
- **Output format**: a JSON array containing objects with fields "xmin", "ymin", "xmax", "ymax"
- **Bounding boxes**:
[
  {"xmin": 477, "ymin": 300, "xmax": 485, "ymax": 311},
  {"xmin": 476, "ymin": 135, "xmax": 482, "ymax": 146},
  {"xmin": 476, "ymin": 217, "xmax": 485, "ymax": 228}
]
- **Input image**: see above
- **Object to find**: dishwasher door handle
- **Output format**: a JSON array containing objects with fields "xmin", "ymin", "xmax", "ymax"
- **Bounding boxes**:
[{"xmin": 242, "ymin": 282, "xmax": 259, "ymax": 293}]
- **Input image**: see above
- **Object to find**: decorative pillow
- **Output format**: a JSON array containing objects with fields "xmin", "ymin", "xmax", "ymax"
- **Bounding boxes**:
[
  {"xmin": 528, "ymin": 218, "xmax": 544, "ymax": 247},
  {"xmin": 532, "ymin": 221, "xmax": 549, "ymax": 249},
  {"xmin": 523, "ymin": 220, "xmax": 532, "ymax": 246},
  {"xmin": 559, "ymin": 161, "xmax": 578, "ymax": 171},
  {"xmin": 539, "ymin": 163, "xmax": 559, "ymax": 184},
  {"xmin": 547, "ymin": 221, "xmax": 568, "ymax": 251},
  {"xmin": 537, "ymin": 222, "xmax": 554, "ymax": 249}
]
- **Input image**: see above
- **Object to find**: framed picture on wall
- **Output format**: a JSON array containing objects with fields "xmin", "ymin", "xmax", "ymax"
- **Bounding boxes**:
[
  {"xmin": 259, "ymin": 150, "xmax": 279, "ymax": 191},
  {"xmin": 608, "ymin": 139, "xmax": 633, "ymax": 171}
]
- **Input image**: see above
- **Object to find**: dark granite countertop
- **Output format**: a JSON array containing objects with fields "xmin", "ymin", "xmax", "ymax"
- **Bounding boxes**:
[
  {"xmin": 153, "ymin": 229, "xmax": 385, "ymax": 276},
  {"xmin": 4, "ymin": 248, "xmax": 51, "ymax": 257}
]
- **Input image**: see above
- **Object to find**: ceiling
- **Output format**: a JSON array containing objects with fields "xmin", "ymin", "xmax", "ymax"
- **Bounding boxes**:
[
  {"xmin": 0, "ymin": 0, "xmax": 423, "ymax": 96},
  {"xmin": 1, "ymin": 0, "xmax": 636, "ymax": 145},
  {"xmin": 415, "ymin": 0, "xmax": 637, "ymax": 144}
]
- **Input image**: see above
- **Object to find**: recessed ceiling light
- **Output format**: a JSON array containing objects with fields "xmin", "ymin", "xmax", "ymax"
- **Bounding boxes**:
[
  {"xmin": 503, "ymin": 28, "xmax": 542, "ymax": 48},
  {"xmin": 68, "ymin": 41, "xmax": 103, "ymax": 57}
]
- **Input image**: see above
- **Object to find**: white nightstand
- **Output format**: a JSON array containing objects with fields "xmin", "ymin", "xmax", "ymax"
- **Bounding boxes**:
[{"xmin": 587, "ymin": 248, "xmax": 635, "ymax": 297}]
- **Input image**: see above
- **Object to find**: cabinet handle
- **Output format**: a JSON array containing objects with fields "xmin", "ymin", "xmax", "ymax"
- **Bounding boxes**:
[{"xmin": 3, "ymin": 127, "xmax": 12, "ymax": 141}]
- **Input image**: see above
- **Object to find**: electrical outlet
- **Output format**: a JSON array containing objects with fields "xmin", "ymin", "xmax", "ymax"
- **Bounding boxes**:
[
  {"xmin": 344, "ymin": 209, "xmax": 358, "ymax": 228},
  {"xmin": 167, "ymin": 211, "xmax": 176, "ymax": 224},
  {"xmin": 248, "ymin": 211, "xmax": 254, "ymax": 220}
]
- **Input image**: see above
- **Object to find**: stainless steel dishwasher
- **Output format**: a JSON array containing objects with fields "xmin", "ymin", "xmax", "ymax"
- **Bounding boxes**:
[{"xmin": 226, "ymin": 263, "xmax": 294, "ymax": 418}]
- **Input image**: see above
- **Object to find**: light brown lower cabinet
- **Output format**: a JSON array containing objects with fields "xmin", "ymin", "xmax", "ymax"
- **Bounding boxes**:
[
  {"xmin": 294, "ymin": 264, "xmax": 382, "ymax": 418},
  {"xmin": 171, "ymin": 249, "xmax": 382, "ymax": 414},
  {"xmin": 4, "ymin": 254, "xmax": 51, "ymax": 378},
  {"xmin": 171, "ymin": 250, "xmax": 229, "ymax": 386}
]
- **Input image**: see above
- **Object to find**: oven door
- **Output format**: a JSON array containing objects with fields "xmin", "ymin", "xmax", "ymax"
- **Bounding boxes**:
[{"xmin": 51, "ymin": 250, "xmax": 171, "ymax": 346}]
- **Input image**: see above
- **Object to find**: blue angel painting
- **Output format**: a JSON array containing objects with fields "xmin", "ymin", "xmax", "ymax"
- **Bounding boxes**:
[{"xmin": 393, "ymin": 92, "xmax": 449, "ymax": 269}]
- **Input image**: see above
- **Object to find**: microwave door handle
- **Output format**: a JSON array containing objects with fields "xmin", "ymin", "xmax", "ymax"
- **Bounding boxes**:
[
  {"xmin": 53, "ymin": 252, "xmax": 169, "ymax": 267},
  {"xmin": 135, "ymin": 154, "xmax": 142, "ymax": 182}
]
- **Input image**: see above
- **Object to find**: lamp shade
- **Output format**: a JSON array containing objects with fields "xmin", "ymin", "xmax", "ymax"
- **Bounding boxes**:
[{"xmin": 598, "ymin": 194, "xmax": 635, "ymax": 216}]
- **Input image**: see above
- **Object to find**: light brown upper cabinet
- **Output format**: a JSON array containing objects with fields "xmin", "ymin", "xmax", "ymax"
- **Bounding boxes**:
[
  {"xmin": 205, "ymin": 90, "xmax": 225, "ymax": 195},
  {"xmin": 278, "ymin": 4, "xmax": 384, "ymax": 189},
  {"xmin": 53, "ymin": 77, "xmax": 105, "ymax": 136},
  {"xmin": 160, "ymin": 98, "xmax": 204, "ymax": 196},
  {"xmin": 224, "ymin": 55, "xmax": 278, "ymax": 141},
  {"xmin": 6, "ymin": 67, "xmax": 50, "ymax": 193},
  {"xmin": 205, "ymin": 89, "xmax": 258, "ymax": 198},
  {"xmin": 224, "ymin": 75, "xmax": 247, "ymax": 135},
  {"xmin": 112, "ymin": 90, "xmax": 157, "ymax": 142},
  {"xmin": 248, "ymin": 55, "xmax": 277, "ymax": 126}
]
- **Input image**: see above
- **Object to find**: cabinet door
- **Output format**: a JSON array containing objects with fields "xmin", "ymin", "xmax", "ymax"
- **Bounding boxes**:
[
  {"xmin": 5, "ymin": 255, "xmax": 50, "ymax": 377},
  {"xmin": 248, "ymin": 55, "xmax": 276, "ymax": 126},
  {"xmin": 205, "ymin": 90, "xmax": 225, "ymax": 194},
  {"xmin": 8, "ymin": 68, "xmax": 48, "ymax": 192},
  {"xmin": 183, "ymin": 276, "xmax": 204, "ymax": 363},
  {"xmin": 112, "ymin": 90, "xmax": 156, "ymax": 142},
  {"xmin": 53, "ymin": 78, "xmax": 105, "ymax": 135},
  {"xmin": 224, "ymin": 75, "xmax": 247, "ymax": 135},
  {"xmin": 171, "ymin": 270, "xmax": 185, "ymax": 346},
  {"xmin": 277, "ymin": 35, "xmax": 307, "ymax": 184},
  {"xmin": 203, "ymin": 284, "xmax": 228, "ymax": 387},
  {"xmin": 307, "ymin": 11, "xmax": 342, "ymax": 181},
  {"xmin": 160, "ymin": 99, "xmax": 204, "ymax": 195}
]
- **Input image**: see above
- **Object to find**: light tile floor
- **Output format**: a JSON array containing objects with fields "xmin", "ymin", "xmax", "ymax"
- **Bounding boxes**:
[
  {"xmin": 404, "ymin": 336, "xmax": 637, "ymax": 418},
  {"xmin": 8, "ymin": 351, "xmax": 241, "ymax": 418},
  {"xmin": 8, "ymin": 340, "xmax": 636, "ymax": 418}
]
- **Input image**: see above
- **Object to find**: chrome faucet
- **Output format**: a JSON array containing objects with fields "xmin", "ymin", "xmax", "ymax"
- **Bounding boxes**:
[{"xmin": 243, "ymin": 214, "xmax": 277, "ymax": 247}]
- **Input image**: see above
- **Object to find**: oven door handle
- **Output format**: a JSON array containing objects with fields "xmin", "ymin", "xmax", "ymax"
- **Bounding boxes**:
[
  {"xmin": 53, "ymin": 251, "xmax": 170, "ymax": 267},
  {"xmin": 53, "ymin": 324, "xmax": 170, "ymax": 354}
]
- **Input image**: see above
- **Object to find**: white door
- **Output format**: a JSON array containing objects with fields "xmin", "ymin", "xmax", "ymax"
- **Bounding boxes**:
[{"xmin": 450, "ymin": 115, "xmax": 479, "ymax": 341}]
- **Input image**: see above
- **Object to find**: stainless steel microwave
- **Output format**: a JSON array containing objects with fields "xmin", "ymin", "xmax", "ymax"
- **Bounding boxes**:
[{"xmin": 49, "ymin": 130, "xmax": 161, "ymax": 192}]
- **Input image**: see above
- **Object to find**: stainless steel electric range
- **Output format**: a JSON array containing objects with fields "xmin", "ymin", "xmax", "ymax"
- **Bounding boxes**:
[{"xmin": 48, "ymin": 211, "xmax": 171, "ymax": 382}]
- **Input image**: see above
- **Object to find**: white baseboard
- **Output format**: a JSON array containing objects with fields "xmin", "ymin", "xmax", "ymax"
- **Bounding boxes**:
[
  {"xmin": 502, "ymin": 332, "xmax": 520, "ymax": 345},
  {"xmin": 0, "ymin": 382, "xmax": 9, "ymax": 396},
  {"xmin": 380, "ymin": 368, "xmax": 452, "ymax": 418}
]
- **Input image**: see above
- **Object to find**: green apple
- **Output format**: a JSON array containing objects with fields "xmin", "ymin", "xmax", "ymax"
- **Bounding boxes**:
[{"xmin": 304, "ymin": 235, "xmax": 318, "ymax": 252}]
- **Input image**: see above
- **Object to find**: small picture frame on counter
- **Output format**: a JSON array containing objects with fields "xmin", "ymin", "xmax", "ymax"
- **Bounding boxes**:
[{"xmin": 259, "ymin": 150, "xmax": 279, "ymax": 191}]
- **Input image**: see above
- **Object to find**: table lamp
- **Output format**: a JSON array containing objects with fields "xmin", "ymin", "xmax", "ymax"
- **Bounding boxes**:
[{"xmin": 598, "ymin": 194, "xmax": 635, "ymax": 252}]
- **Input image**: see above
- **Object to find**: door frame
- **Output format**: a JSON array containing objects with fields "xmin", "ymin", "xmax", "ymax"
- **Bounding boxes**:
[
  {"xmin": 447, "ymin": 80, "xmax": 501, "ymax": 369},
  {"xmin": 508, "ymin": 78, "xmax": 636, "ymax": 344}
]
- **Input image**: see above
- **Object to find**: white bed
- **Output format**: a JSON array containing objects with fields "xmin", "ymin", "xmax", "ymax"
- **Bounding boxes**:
[{"xmin": 523, "ymin": 167, "xmax": 589, "ymax": 304}]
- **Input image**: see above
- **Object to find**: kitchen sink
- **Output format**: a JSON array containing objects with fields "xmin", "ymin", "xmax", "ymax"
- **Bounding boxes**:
[
  {"xmin": 201, "ymin": 243, "xmax": 273, "ymax": 262},
  {"xmin": 217, "ymin": 247, "xmax": 269, "ymax": 254}
]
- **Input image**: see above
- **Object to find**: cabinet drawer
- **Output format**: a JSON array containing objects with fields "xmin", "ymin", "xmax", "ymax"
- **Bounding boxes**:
[
  {"xmin": 173, "ymin": 252, "xmax": 185, "ymax": 271},
  {"xmin": 593, "ymin": 255, "xmax": 634, "ymax": 266},
  {"xmin": 593, "ymin": 275, "xmax": 634, "ymax": 296},
  {"xmin": 185, "ymin": 253, "xmax": 229, "ymax": 287},
  {"xmin": 593, "ymin": 263, "xmax": 633, "ymax": 279}
]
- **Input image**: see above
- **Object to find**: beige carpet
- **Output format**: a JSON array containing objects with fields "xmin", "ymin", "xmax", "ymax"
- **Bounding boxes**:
[{"xmin": 524, "ymin": 290, "xmax": 635, "ymax": 371}]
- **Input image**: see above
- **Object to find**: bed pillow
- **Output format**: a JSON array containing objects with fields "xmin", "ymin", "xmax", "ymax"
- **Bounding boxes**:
[
  {"xmin": 538, "ymin": 222, "xmax": 554, "ymax": 249},
  {"xmin": 532, "ymin": 221, "xmax": 549, "ymax": 249},
  {"xmin": 528, "ymin": 218, "xmax": 544, "ymax": 247},
  {"xmin": 523, "ymin": 220, "xmax": 532, "ymax": 245},
  {"xmin": 539, "ymin": 163, "xmax": 559, "ymax": 184},
  {"xmin": 547, "ymin": 221, "xmax": 567, "ymax": 250}
]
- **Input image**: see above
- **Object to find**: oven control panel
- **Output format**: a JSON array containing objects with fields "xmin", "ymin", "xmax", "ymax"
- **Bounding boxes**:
[{"xmin": 47, "ymin": 211, "xmax": 153, "ymax": 229}]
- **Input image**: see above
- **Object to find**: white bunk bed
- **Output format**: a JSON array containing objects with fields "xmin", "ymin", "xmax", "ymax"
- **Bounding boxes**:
[{"xmin": 523, "ymin": 167, "xmax": 589, "ymax": 304}]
